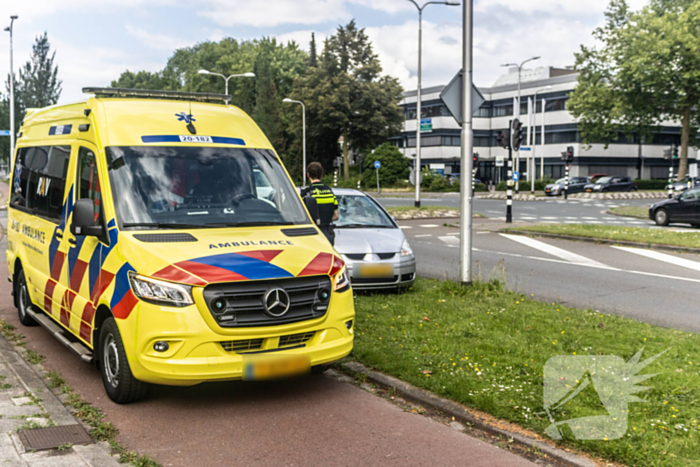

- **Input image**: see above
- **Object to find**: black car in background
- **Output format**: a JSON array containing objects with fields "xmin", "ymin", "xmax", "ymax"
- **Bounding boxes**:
[
  {"xmin": 650, "ymin": 188, "xmax": 700, "ymax": 227},
  {"xmin": 544, "ymin": 177, "xmax": 590, "ymax": 196},
  {"xmin": 584, "ymin": 176, "xmax": 637, "ymax": 193},
  {"xmin": 665, "ymin": 176, "xmax": 700, "ymax": 194}
]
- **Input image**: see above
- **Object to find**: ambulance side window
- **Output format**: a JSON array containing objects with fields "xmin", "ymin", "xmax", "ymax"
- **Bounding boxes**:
[
  {"xmin": 77, "ymin": 147, "xmax": 102, "ymax": 223},
  {"xmin": 10, "ymin": 148, "xmax": 29, "ymax": 207},
  {"xmin": 10, "ymin": 145, "xmax": 69, "ymax": 221}
]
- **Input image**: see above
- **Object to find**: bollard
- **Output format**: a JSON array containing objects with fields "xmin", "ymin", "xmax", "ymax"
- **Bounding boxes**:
[
  {"xmin": 472, "ymin": 168, "xmax": 476, "ymax": 195},
  {"xmin": 334, "ymin": 169, "xmax": 338, "ymax": 188},
  {"xmin": 564, "ymin": 165, "xmax": 570, "ymax": 200},
  {"xmin": 357, "ymin": 179, "xmax": 361, "ymax": 190},
  {"xmin": 506, "ymin": 148, "xmax": 513, "ymax": 223}
]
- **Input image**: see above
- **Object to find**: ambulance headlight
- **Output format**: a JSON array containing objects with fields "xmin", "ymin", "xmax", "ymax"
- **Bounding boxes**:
[
  {"xmin": 334, "ymin": 266, "xmax": 350, "ymax": 293},
  {"xmin": 128, "ymin": 272, "xmax": 194, "ymax": 307}
]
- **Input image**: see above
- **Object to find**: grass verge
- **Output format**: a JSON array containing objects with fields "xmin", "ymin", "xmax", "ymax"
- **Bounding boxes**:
[
  {"xmin": 609, "ymin": 206, "xmax": 649, "ymax": 219},
  {"xmin": 507, "ymin": 224, "xmax": 700, "ymax": 249},
  {"xmin": 352, "ymin": 277, "xmax": 700, "ymax": 466}
]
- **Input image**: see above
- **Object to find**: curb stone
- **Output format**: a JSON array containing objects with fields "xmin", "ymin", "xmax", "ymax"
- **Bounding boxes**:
[
  {"xmin": 341, "ymin": 361, "xmax": 595, "ymax": 467},
  {"xmin": 500, "ymin": 229, "xmax": 700, "ymax": 255},
  {"xmin": 478, "ymin": 191, "xmax": 667, "ymax": 201},
  {"xmin": 0, "ymin": 332, "xmax": 119, "ymax": 466}
]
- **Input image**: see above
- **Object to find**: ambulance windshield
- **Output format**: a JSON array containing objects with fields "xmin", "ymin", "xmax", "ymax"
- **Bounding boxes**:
[{"xmin": 106, "ymin": 146, "xmax": 310, "ymax": 230}]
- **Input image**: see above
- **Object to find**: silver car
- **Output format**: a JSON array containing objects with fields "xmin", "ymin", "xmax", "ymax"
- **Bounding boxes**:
[{"xmin": 332, "ymin": 189, "xmax": 416, "ymax": 290}]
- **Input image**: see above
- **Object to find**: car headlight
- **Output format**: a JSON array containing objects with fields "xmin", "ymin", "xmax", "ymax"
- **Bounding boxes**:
[
  {"xmin": 334, "ymin": 266, "xmax": 350, "ymax": 292},
  {"xmin": 593, "ymin": 185, "xmax": 603, "ymax": 190},
  {"xmin": 128, "ymin": 272, "xmax": 194, "ymax": 307},
  {"xmin": 401, "ymin": 239, "xmax": 413, "ymax": 257}
]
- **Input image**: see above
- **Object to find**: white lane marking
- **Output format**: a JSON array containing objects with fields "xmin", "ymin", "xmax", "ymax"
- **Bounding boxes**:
[
  {"xmin": 520, "ymin": 217, "xmax": 537, "ymax": 220},
  {"xmin": 399, "ymin": 226, "xmax": 412, "ymax": 229},
  {"xmin": 447, "ymin": 232, "xmax": 460, "ymax": 236},
  {"xmin": 612, "ymin": 246, "xmax": 700, "ymax": 273},
  {"xmin": 500, "ymin": 233, "xmax": 608, "ymax": 267},
  {"xmin": 541, "ymin": 217, "xmax": 559, "ymax": 220},
  {"xmin": 439, "ymin": 236, "xmax": 460, "ymax": 245},
  {"xmin": 420, "ymin": 224, "xmax": 439, "ymax": 228},
  {"xmin": 474, "ymin": 248, "xmax": 700, "ymax": 284},
  {"xmin": 415, "ymin": 234, "xmax": 433, "ymax": 238},
  {"xmin": 476, "ymin": 231, "xmax": 490, "ymax": 234},
  {"xmin": 488, "ymin": 210, "xmax": 501, "ymax": 214},
  {"xmin": 542, "ymin": 221, "xmax": 560, "ymax": 224},
  {"xmin": 582, "ymin": 217, "xmax": 597, "ymax": 220},
  {"xmin": 585, "ymin": 221, "xmax": 603, "ymax": 224}
]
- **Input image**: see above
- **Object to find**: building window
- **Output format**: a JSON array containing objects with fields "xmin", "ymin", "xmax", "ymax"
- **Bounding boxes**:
[
  {"xmin": 493, "ymin": 105, "xmax": 513, "ymax": 117},
  {"xmin": 545, "ymin": 131, "xmax": 579, "ymax": 144},
  {"xmin": 475, "ymin": 106, "xmax": 491, "ymax": 118},
  {"xmin": 442, "ymin": 136, "xmax": 461, "ymax": 146},
  {"xmin": 545, "ymin": 98, "xmax": 567, "ymax": 112},
  {"xmin": 474, "ymin": 136, "xmax": 491, "ymax": 147}
]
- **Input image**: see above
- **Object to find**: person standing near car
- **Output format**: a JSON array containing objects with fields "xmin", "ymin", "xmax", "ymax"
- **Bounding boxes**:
[{"xmin": 301, "ymin": 162, "xmax": 339, "ymax": 245}]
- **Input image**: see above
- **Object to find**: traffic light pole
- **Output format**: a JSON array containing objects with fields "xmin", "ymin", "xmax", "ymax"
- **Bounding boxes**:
[
  {"xmin": 564, "ymin": 164, "xmax": 569, "ymax": 200},
  {"xmin": 506, "ymin": 123, "xmax": 513, "ymax": 223},
  {"xmin": 459, "ymin": 0, "xmax": 474, "ymax": 286}
]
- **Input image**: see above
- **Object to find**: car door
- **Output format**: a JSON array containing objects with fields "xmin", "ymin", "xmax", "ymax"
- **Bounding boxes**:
[
  {"xmin": 571, "ymin": 178, "xmax": 587, "ymax": 193},
  {"xmin": 674, "ymin": 190, "xmax": 700, "ymax": 222},
  {"xmin": 65, "ymin": 144, "xmax": 110, "ymax": 345}
]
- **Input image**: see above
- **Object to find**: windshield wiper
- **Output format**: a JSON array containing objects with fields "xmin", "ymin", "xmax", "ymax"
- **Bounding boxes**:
[
  {"xmin": 205, "ymin": 221, "xmax": 294, "ymax": 227},
  {"xmin": 336, "ymin": 224, "xmax": 393, "ymax": 229},
  {"xmin": 122, "ymin": 222, "xmax": 210, "ymax": 229}
]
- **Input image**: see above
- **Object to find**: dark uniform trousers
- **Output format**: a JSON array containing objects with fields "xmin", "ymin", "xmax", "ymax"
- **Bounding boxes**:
[{"xmin": 301, "ymin": 182, "xmax": 338, "ymax": 246}]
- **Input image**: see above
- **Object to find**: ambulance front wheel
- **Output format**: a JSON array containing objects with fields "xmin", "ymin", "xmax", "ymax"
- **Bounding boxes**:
[
  {"xmin": 16, "ymin": 270, "xmax": 37, "ymax": 327},
  {"xmin": 99, "ymin": 317, "xmax": 149, "ymax": 404}
]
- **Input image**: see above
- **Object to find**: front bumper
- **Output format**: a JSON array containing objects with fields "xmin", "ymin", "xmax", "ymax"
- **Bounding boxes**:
[
  {"xmin": 344, "ymin": 255, "xmax": 416, "ymax": 290},
  {"xmin": 119, "ymin": 285, "xmax": 355, "ymax": 386}
]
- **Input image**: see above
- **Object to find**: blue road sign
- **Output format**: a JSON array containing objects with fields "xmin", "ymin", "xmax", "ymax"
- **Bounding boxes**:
[
  {"xmin": 374, "ymin": 161, "xmax": 381, "ymax": 169},
  {"xmin": 519, "ymin": 147, "xmax": 531, "ymax": 151},
  {"xmin": 513, "ymin": 171, "xmax": 520, "ymax": 182},
  {"xmin": 0, "ymin": 130, "xmax": 10, "ymax": 136}
]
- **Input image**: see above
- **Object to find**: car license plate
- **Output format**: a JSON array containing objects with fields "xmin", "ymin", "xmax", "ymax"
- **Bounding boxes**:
[
  {"xmin": 545, "ymin": 189, "xmax": 550, "ymax": 192},
  {"xmin": 586, "ymin": 189, "xmax": 592, "ymax": 192},
  {"xmin": 243, "ymin": 354, "xmax": 310, "ymax": 381},
  {"xmin": 355, "ymin": 263, "xmax": 394, "ymax": 278}
]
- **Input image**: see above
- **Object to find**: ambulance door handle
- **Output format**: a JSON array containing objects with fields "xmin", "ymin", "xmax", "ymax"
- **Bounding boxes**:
[
  {"xmin": 68, "ymin": 238, "xmax": 77, "ymax": 246},
  {"xmin": 55, "ymin": 232, "xmax": 63, "ymax": 240}
]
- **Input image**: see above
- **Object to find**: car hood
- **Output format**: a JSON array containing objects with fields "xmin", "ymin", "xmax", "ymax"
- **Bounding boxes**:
[
  {"xmin": 545, "ymin": 184, "xmax": 561, "ymax": 189},
  {"xmin": 651, "ymin": 198, "xmax": 679, "ymax": 209},
  {"xmin": 115, "ymin": 226, "xmax": 341, "ymax": 286},
  {"xmin": 334, "ymin": 227, "xmax": 404, "ymax": 255}
]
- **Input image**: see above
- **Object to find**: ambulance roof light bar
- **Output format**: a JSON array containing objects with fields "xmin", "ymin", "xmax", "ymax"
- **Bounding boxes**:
[{"xmin": 82, "ymin": 87, "xmax": 232, "ymax": 104}]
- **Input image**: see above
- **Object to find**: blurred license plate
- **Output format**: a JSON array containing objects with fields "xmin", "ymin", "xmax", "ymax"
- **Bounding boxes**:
[
  {"xmin": 355, "ymin": 263, "xmax": 394, "ymax": 278},
  {"xmin": 243, "ymin": 355, "xmax": 310, "ymax": 381},
  {"xmin": 545, "ymin": 189, "xmax": 550, "ymax": 192}
]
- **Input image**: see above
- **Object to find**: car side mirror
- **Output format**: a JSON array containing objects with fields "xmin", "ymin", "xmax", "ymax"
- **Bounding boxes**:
[
  {"xmin": 304, "ymin": 196, "xmax": 321, "ymax": 226},
  {"xmin": 71, "ymin": 199, "xmax": 104, "ymax": 237}
]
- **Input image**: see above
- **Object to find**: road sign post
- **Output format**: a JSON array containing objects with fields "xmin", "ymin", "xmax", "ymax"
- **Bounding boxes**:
[{"xmin": 375, "ymin": 160, "xmax": 381, "ymax": 194}]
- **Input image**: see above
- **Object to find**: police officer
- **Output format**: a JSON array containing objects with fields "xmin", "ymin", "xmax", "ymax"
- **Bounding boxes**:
[{"xmin": 301, "ymin": 162, "xmax": 338, "ymax": 245}]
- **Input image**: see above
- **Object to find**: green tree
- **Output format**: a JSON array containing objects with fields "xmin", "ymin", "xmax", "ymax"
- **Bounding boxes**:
[
  {"xmin": 360, "ymin": 143, "xmax": 410, "ymax": 188},
  {"xmin": 308, "ymin": 33, "xmax": 318, "ymax": 68},
  {"xmin": 252, "ymin": 44, "xmax": 285, "ymax": 152},
  {"xmin": 16, "ymin": 32, "xmax": 62, "ymax": 110},
  {"xmin": 568, "ymin": 0, "xmax": 700, "ymax": 179},
  {"xmin": 290, "ymin": 21, "xmax": 404, "ymax": 179}
]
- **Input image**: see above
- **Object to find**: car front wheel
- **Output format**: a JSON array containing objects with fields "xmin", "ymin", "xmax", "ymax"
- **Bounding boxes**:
[
  {"xmin": 654, "ymin": 209, "xmax": 669, "ymax": 226},
  {"xmin": 99, "ymin": 317, "xmax": 149, "ymax": 404}
]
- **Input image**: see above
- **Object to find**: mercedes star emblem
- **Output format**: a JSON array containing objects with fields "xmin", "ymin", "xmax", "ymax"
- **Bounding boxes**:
[{"xmin": 264, "ymin": 288, "xmax": 291, "ymax": 317}]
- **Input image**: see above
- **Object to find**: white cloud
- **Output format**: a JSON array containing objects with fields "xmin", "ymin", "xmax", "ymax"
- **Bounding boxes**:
[
  {"xmin": 0, "ymin": 0, "xmax": 177, "ymax": 23},
  {"xmin": 197, "ymin": 0, "xmax": 350, "ymax": 27},
  {"xmin": 348, "ymin": 0, "xmax": 413, "ymax": 14},
  {"xmin": 125, "ymin": 25, "xmax": 193, "ymax": 51},
  {"xmin": 274, "ymin": 30, "xmax": 329, "ymax": 52}
]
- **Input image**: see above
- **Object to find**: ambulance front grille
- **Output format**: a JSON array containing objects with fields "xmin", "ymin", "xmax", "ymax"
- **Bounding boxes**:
[
  {"xmin": 203, "ymin": 276, "xmax": 332, "ymax": 328},
  {"xmin": 279, "ymin": 332, "xmax": 315, "ymax": 347},
  {"xmin": 220, "ymin": 339, "xmax": 264, "ymax": 352}
]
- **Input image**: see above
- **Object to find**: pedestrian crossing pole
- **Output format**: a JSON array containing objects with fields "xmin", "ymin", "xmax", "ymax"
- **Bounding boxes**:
[
  {"xmin": 334, "ymin": 169, "xmax": 338, "ymax": 187},
  {"xmin": 564, "ymin": 164, "xmax": 570, "ymax": 200},
  {"xmin": 472, "ymin": 168, "xmax": 476, "ymax": 194},
  {"xmin": 668, "ymin": 164, "xmax": 674, "ymax": 198}
]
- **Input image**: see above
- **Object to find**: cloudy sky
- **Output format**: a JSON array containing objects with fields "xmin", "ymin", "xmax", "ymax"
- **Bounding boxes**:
[{"xmin": 0, "ymin": 0, "xmax": 649, "ymax": 104}]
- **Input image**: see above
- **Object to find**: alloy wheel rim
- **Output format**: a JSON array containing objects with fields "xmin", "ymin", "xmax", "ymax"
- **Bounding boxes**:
[
  {"xmin": 658, "ymin": 211, "xmax": 667, "ymax": 223},
  {"xmin": 103, "ymin": 334, "xmax": 120, "ymax": 388},
  {"xmin": 19, "ymin": 280, "xmax": 27, "ymax": 318}
]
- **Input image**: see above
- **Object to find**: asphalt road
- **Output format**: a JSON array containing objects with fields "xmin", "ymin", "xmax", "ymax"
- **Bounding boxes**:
[
  {"xmin": 0, "ymin": 234, "xmax": 538, "ymax": 467},
  {"xmin": 400, "ymin": 218, "xmax": 700, "ymax": 332},
  {"xmin": 377, "ymin": 196, "xmax": 665, "ymax": 228}
]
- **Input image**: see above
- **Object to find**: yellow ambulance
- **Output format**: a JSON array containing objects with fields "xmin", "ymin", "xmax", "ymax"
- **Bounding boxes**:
[{"xmin": 7, "ymin": 88, "xmax": 354, "ymax": 403}]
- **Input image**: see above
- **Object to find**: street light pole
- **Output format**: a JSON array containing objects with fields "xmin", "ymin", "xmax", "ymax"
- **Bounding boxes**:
[
  {"xmin": 531, "ymin": 86, "xmax": 552, "ymax": 193},
  {"xmin": 407, "ymin": 0, "xmax": 459, "ymax": 208},
  {"xmin": 460, "ymin": 0, "xmax": 473, "ymax": 286},
  {"xmin": 501, "ymin": 56, "xmax": 540, "ymax": 194},
  {"xmin": 283, "ymin": 98, "xmax": 306, "ymax": 186},
  {"xmin": 5, "ymin": 16, "xmax": 18, "ymax": 163},
  {"xmin": 197, "ymin": 70, "xmax": 255, "ymax": 95}
]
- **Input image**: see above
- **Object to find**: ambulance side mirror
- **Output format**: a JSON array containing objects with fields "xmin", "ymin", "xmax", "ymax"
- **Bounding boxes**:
[
  {"xmin": 304, "ymin": 196, "xmax": 321, "ymax": 226},
  {"xmin": 71, "ymin": 199, "xmax": 104, "ymax": 237}
]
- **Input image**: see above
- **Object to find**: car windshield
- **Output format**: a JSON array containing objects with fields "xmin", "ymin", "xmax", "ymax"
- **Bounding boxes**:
[
  {"xmin": 555, "ymin": 178, "xmax": 567, "ymax": 184},
  {"xmin": 595, "ymin": 177, "xmax": 613, "ymax": 184},
  {"xmin": 336, "ymin": 195, "xmax": 395, "ymax": 228},
  {"xmin": 106, "ymin": 146, "xmax": 309, "ymax": 230}
]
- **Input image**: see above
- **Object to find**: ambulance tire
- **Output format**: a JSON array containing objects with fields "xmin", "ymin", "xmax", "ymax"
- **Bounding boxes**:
[
  {"xmin": 16, "ymin": 270, "xmax": 37, "ymax": 327},
  {"xmin": 99, "ymin": 318, "xmax": 149, "ymax": 404}
]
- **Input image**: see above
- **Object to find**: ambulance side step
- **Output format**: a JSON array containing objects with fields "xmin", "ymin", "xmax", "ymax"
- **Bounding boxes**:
[{"xmin": 26, "ymin": 306, "xmax": 94, "ymax": 364}]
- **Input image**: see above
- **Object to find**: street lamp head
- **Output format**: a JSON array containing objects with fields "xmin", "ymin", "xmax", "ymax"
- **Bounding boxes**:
[
  {"xmin": 10, "ymin": 15, "xmax": 18, "ymax": 20},
  {"xmin": 242, "ymin": 72, "xmax": 255, "ymax": 78},
  {"xmin": 282, "ymin": 98, "xmax": 293, "ymax": 103},
  {"xmin": 197, "ymin": 69, "xmax": 210, "ymax": 75},
  {"xmin": 532, "ymin": 56, "xmax": 541, "ymax": 60},
  {"xmin": 501, "ymin": 63, "xmax": 517, "ymax": 67},
  {"xmin": 444, "ymin": 2, "xmax": 460, "ymax": 5},
  {"xmin": 3, "ymin": 27, "xmax": 8, "ymax": 32}
]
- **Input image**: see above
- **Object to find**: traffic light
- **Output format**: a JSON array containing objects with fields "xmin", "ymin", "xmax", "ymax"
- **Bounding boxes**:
[
  {"xmin": 496, "ymin": 130, "xmax": 510, "ymax": 149},
  {"xmin": 561, "ymin": 146, "xmax": 574, "ymax": 163},
  {"xmin": 473, "ymin": 153, "xmax": 479, "ymax": 165},
  {"xmin": 672, "ymin": 144, "xmax": 679, "ymax": 159},
  {"xmin": 511, "ymin": 119, "xmax": 523, "ymax": 151}
]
